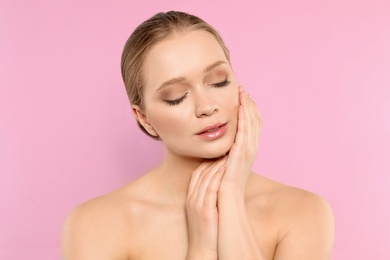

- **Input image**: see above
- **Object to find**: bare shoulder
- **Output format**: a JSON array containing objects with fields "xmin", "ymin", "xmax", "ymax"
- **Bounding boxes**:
[
  {"xmin": 248, "ymin": 173, "xmax": 333, "ymax": 221},
  {"xmin": 62, "ymin": 173, "xmax": 154, "ymax": 259},
  {"xmin": 62, "ymin": 189, "xmax": 129, "ymax": 259},
  {"xmin": 248, "ymin": 173, "xmax": 335, "ymax": 259}
]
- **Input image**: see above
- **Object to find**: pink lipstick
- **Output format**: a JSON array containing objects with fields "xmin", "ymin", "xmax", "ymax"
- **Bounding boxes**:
[{"xmin": 196, "ymin": 123, "xmax": 227, "ymax": 140}]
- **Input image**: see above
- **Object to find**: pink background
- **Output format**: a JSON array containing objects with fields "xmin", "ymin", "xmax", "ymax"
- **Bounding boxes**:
[{"xmin": 1, "ymin": 0, "xmax": 389, "ymax": 259}]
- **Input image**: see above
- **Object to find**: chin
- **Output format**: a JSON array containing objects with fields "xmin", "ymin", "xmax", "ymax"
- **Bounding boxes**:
[
  {"xmin": 201, "ymin": 141, "xmax": 233, "ymax": 159},
  {"xmin": 167, "ymin": 130, "xmax": 236, "ymax": 159},
  {"xmin": 203, "ymin": 131, "xmax": 236, "ymax": 159},
  {"xmin": 204, "ymin": 152, "xmax": 229, "ymax": 160}
]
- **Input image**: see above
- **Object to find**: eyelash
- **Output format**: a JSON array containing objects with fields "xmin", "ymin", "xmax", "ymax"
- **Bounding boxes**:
[
  {"xmin": 213, "ymin": 78, "xmax": 231, "ymax": 88},
  {"xmin": 166, "ymin": 78, "xmax": 231, "ymax": 106},
  {"xmin": 166, "ymin": 93, "xmax": 188, "ymax": 106}
]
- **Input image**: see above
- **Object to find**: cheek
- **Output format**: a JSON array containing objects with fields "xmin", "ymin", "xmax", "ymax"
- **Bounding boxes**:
[
  {"xmin": 147, "ymin": 105, "xmax": 190, "ymax": 136},
  {"xmin": 225, "ymin": 87, "xmax": 240, "ymax": 111},
  {"xmin": 143, "ymin": 93, "xmax": 186, "ymax": 135},
  {"xmin": 225, "ymin": 88, "xmax": 240, "ymax": 127}
]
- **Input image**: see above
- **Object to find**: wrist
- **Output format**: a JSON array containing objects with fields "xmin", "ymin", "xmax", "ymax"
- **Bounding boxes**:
[
  {"xmin": 186, "ymin": 249, "xmax": 217, "ymax": 260},
  {"xmin": 186, "ymin": 242, "xmax": 217, "ymax": 260},
  {"xmin": 218, "ymin": 181, "xmax": 246, "ymax": 199}
]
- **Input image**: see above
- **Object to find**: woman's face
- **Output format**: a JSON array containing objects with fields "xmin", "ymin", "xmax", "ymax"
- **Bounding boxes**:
[{"xmin": 136, "ymin": 30, "xmax": 239, "ymax": 159}]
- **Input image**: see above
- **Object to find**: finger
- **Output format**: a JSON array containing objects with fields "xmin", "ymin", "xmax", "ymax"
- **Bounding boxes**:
[
  {"xmin": 243, "ymin": 94, "xmax": 261, "ymax": 145},
  {"xmin": 234, "ymin": 90, "xmax": 247, "ymax": 146},
  {"xmin": 247, "ymin": 96, "xmax": 262, "ymax": 145},
  {"xmin": 195, "ymin": 157, "xmax": 226, "ymax": 195},
  {"xmin": 245, "ymin": 95, "xmax": 257, "ymax": 147},
  {"xmin": 203, "ymin": 166, "xmax": 225, "ymax": 209},
  {"xmin": 192, "ymin": 158, "xmax": 227, "ymax": 207},
  {"xmin": 240, "ymin": 87, "xmax": 247, "ymax": 107},
  {"xmin": 188, "ymin": 160, "xmax": 213, "ymax": 196}
]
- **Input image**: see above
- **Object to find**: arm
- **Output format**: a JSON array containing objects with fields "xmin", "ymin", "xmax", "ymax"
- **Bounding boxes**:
[
  {"xmin": 217, "ymin": 86, "xmax": 265, "ymax": 259},
  {"xmin": 218, "ymin": 189, "xmax": 265, "ymax": 260},
  {"xmin": 273, "ymin": 194, "xmax": 335, "ymax": 260},
  {"xmin": 217, "ymin": 87, "xmax": 334, "ymax": 259},
  {"xmin": 186, "ymin": 158, "xmax": 226, "ymax": 260},
  {"xmin": 62, "ymin": 201, "xmax": 128, "ymax": 259}
]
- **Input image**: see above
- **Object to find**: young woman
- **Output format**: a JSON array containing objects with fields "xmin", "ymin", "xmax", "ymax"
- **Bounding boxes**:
[{"xmin": 63, "ymin": 11, "xmax": 334, "ymax": 259}]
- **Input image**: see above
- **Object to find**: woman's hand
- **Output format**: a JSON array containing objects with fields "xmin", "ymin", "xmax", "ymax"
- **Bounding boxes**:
[
  {"xmin": 185, "ymin": 157, "xmax": 226, "ymax": 260},
  {"xmin": 216, "ymin": 86, "xmax": 265, "ymax": 260},
  {"xmin": 220, "ymin": 86, "xmax": 262, "ymax": 195}
]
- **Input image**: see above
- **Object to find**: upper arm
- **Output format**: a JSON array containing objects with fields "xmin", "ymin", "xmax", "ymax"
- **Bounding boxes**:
[
  {"xmin": 62, "ymin": 202, "xmax": 128, "ymax": 260},
  {"xmin": 273, "ymin": 193, "xmax": 335, "ymax": 260}
]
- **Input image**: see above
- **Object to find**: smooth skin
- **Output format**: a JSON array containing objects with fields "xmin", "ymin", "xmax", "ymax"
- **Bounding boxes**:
[{"xmin": 62, "ymin": 30, "xmax": 334, "ymax": 259}]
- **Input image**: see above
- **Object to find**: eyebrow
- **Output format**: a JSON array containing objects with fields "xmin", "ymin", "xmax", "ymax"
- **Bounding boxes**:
[
  {"xmin": 155, "ymin": 60, "xmax": 227, "ymax": 92},
  {"xmin": 156, "ymin": 76, "xmax": 187, "ymax": 92},
  {"xmin": 204, "ymin": 60, "xmax": 227, "ymax": 73}
]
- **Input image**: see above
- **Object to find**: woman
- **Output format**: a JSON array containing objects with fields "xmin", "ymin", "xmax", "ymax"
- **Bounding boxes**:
[{"xmin": 63, "ymin": 11, "xmax": 334, "ymax": 259}]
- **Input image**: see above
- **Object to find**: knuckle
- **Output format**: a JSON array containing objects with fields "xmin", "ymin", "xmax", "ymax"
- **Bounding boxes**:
[
  {"xmin": 200, "ymin": 209, "xmax": 214, "ymax": 221},
  {"xmin": 191, "ymin": 170, "xmax": 202, "ymax": 178},
  {"xmin": 206, "ymin": 185, "xmax": 216, "ymax": 194},
  {"xmin": 194, "ymin": 204, "xmax": 203, "ymax": 213},
  {"xmin": 199, "ymin": 170, "xmax": 208, "ymax": 179},
  {"xmin": 187, "ymin": 201, "xmax": 202, "ymax": 213},
  {"xmin": 186, "ymin": 196, "xmax": 195, "ymax": 207}
]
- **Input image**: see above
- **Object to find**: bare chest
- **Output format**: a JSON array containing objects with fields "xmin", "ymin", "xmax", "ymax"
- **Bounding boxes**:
[
  {"xmin": 128, "ymin": 209, "xmax": 189, "ymax": 260},
  {"xmin": 126, "ymin": 207, "xmax": 279, "ymax": 260}
]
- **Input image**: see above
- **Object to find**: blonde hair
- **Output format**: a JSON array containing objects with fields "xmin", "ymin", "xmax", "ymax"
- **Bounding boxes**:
[{"xmin": 121, "ymin": 11, "xmax": 230, "ymax": 139}]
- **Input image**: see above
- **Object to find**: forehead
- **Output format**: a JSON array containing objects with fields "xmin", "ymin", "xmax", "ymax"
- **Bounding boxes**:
[{"xmin": 142, "ymin": 30, "xmax": 228, "ymax": 89}]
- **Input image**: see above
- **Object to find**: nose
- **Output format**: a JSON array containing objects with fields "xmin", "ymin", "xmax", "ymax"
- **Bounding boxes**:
[{"xmin": 194, "ymin": 90, "xmax": 219, "ymax": 118}]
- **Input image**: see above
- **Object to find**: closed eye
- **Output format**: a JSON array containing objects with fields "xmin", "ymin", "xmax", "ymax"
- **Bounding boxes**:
[
  {"xmin": 212, "ymin": 78, "xmax": 231, "ymax": 87},
  {"xmin": 165, "ymin": 92, "xmax": 188, "ymax": 106},
  {"xmin": 165, "ymin": 78, "xmax": 230, "ymax": 106}
]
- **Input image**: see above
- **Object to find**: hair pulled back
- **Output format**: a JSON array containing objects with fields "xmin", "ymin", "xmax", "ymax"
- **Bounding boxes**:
[{"xmin": 121, "ymin": 11, "xmax": 230, "ymax": 139}]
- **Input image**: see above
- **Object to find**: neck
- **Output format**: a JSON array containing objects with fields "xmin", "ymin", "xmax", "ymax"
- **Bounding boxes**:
[{"xmin": 156, "ymin": 148, "xmax": 205, "ymax": 205}]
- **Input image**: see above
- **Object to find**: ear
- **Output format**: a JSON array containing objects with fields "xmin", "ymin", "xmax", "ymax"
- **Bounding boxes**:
[{"xmin": 132, "ymin": 105, "xmax": 159, "ymax": 137}]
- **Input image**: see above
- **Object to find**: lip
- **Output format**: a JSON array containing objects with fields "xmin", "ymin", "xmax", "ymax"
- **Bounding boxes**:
[{"xmin": 196, "ymin": 122, "xmax": 227, "ymax": 140}]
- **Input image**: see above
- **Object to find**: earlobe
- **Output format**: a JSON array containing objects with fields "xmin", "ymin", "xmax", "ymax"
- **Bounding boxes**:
[{"xmin": 132, "ymin": 105, "xmax": 159, "ymax": 138}]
